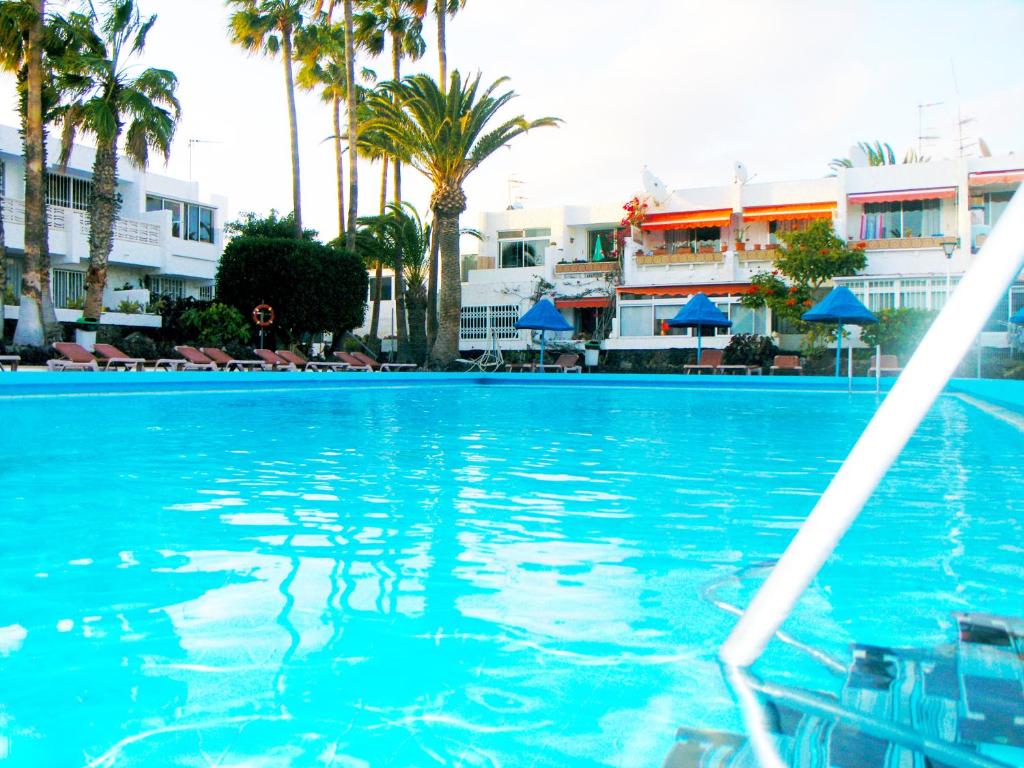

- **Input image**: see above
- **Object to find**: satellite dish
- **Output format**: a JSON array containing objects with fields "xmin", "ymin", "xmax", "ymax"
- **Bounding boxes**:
[
  {"xmin": 978, "ymin": 137, "xmax": 992, "ymax": 157},
  {"xmin": 642, "ymin": 167, "xmax": 669, "ymax": 205},
  {"xmin": 734, "ymin": 162, "xmax": 749, "ymax": 184}
]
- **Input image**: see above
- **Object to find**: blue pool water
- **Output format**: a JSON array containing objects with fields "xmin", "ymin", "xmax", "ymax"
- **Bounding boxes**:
[{"xmin": 0, "ymin": 377, "xmax": 1022, "ymax": 766}]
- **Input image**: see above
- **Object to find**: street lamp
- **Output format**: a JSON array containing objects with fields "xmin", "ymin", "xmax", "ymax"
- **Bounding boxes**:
[{"xmin": 940, "ymin": 237, "xmax": 959, "ymax": 307}]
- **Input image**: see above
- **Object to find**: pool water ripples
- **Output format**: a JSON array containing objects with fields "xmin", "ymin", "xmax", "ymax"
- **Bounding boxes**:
[{"xmin": 0, "ymin": 385, "xmax": 1021, "ymax": 766}]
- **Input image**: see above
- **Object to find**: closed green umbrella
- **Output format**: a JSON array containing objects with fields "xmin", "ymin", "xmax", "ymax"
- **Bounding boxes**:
[{"xmin": 592, "ymin": 235, "xmax": 604, "ymax": 262}]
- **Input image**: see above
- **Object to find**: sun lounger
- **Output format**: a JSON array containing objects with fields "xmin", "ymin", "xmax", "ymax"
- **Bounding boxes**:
[
  {"xmin": 536, "ymin": 353, "xmax": 582, "ymax": 373},
  {"xmin": 0, "ymin": 355, "xmax": 20, "ymax": 371},
  {"xmin": 47, "ymin": 342, "xmax": 100, "ymax": 371},
  {"xmin": 867, "ymin": 354, "xmax": 903, "ymax": 376},
  {"xmin": 92, "ymin": 343, "xmax": 146, "ymax": 371},
  {"xmin": 505, "ymin": 361, "xmax": 535, "ymax": 372},
  {"xmin": 276, "ymin": 349, "xmax": 351, "ymax": 372},
  {"xmin": 170, "ymin": 345, "xmax": 219, "ymax": 371},
  {"xmin": 770, "ymin": 355, "xmax": 803, "ymax": 375},
  {"xmin": 350, "ymin": 350, "xmax": 418, "ymax": 372},
  {"xmin": 683, "ymin": 349, "xmax": 723, "ymax": 375},
  {"xmin": 201, "ymin": 347, "xmax": 271, "ymax": 371},
  {"xmin": 333, "ymin": 352, "xmax": 374, "ymax": 371},
  {"xmin": 253, "ymin": 349, "xmax": 299, "ymax": 371}
]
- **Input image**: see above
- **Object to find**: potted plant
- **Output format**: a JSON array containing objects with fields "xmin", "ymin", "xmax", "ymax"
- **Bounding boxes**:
[{"xmin": 734, "ymin": 225, "xmax": 748, "ymax": 251}]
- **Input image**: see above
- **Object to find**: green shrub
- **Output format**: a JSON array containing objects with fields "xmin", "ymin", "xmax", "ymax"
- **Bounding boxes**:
[
  {"xmin": 115, "ymin": 299, "xmax": 142, "ymax": 314},
  {"xmin": 860, "ymin": 308, "xmax": 937, "ymax": 357},
  {"xmin": 723, "ymin": 333, "xmax": 779, "ymax": 367},
  {"xmin": 180, "ymin": 302, "xmax": 250, "ymax": 348},
  {"xmin": 120, "ymin": 332, "xmax": 159, "ymax": 360}
]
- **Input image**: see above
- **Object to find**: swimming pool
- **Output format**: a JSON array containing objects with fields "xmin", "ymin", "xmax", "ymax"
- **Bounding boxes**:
[{"xmin": 0, "ymin": 374, "xmax": 1021, "ymax": 767}]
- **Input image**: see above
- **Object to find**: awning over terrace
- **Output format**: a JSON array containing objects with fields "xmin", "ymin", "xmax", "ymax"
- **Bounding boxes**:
[
  {"xmin": 847, "ymin": 187, "xmax": 956, "ymax": 205},
  {"xmin": 742, "ymin": 202, "xmax": 836, "ymax": 222},
  {"xmin": 968, "ymin": 169, "xmax": 1024, "ymax": 187},
  {"xmin": 617, "ymin": 283, "xmax": 755, "ymax": 299},
  {"xmin": 641, "ymin": 208, "xmax": 732, "ymax": 231},
  {"xmin": 555, "ymin": 297, "xmax": 611, "ymax": 309}
]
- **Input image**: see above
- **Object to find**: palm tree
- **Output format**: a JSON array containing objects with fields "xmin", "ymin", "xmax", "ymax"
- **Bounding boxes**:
[
  {"xmin": 426, "ymin": 0, "xmax": 464, "ymax": 346},
  {"xmin": 365, "ymin": 72, "xmax": 559, "ymax": 365},
  {"xmin": 58, "ymin": 0, "xmax": 179, "ymax": 322},
  {"xmin": 228, "ymin": 0, "xmax": 306, "ymax": 238}
]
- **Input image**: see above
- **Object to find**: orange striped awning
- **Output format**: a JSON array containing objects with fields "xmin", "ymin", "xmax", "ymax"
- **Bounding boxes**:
[
  {"xmin": 848, "ymin": 187, "xmax": 956, "ymax": 204},
  {"xmin": 555, "ymin": 297, "xmax": 611, "ymax": 309},
  {"xmin": 641, "ymin": 208, "xmax": 732, "ymax": 231},
  {"xmin": 969, "ymin": 169, "xmax": 1024, "ymax": 187},
  {"xmin": 616, "ymin": 283, "xmax": 755, "ymax": 298},
  {"xmin": 742, "ymin": 201, "xmax": 836, "ymax": 222}
]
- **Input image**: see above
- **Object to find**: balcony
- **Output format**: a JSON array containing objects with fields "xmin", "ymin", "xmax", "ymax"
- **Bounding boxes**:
[
  {"xmin": 736, "ymin": 246, "xmax": 779, "ymax": 262},
  {"xmin": 851, "ymin": 236, "xmax": 946, "ymax": 251},
  {"xmin": 554, "ymin": 260, "xmax": 618, "ymax": 275},
  {"xmin": 636, "ymin": 249, "xmax": 722, "ymax": 266},
  {"xmin": 1, "ymin": 197, "xmax": 161, "ymax": 246}
]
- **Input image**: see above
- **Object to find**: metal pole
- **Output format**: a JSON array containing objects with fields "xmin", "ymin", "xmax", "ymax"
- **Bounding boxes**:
[
  {"xmin": 976, "ymin": 340, "xmax": 982, "ymax": 379},
  {"xmin": 834, "ymin": 322, "xmax": 842, "ymax": 376},
  {"xmin": 875, "ymin": 344, "xmax": 881, "ymax": 394},
  {"xmin": 847, "ymin": 344, "xmax": 853, "ymax": 392},
  {"xmin": 719, "ymin": 189, "xmax": 1024, "ymax": 668}
]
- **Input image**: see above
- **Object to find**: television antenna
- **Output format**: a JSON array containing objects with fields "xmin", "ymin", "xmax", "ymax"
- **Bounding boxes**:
[
  {"xmin": 187, "ymin": 138, "xmax": 221, "ymax": 181},
  {"xmin": 949, "ymin": 61, "xmax": 977, "ymax": 158},
  {"xmin": 916, "ymin": 101, "xmax": 943, "ymax": 157},
  {"xmin": 506, "ymin": 175, "xmax": 525, "ymax": 209}
]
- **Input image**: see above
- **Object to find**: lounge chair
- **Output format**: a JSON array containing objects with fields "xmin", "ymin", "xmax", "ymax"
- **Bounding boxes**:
[
  {"xmin": 683, "ymin": 349, "xmax": 723, "ymax": 375},
  {"xmin": 333, "ymin": 352, "xmax": 374, "ymax": 371},
  {"xmin": 47, "ymin": 342, "xmax": 100, "ymax": 371},
  {"xmin": 867, "ymin": 354, "xmax": 903, "ymax": 376},
  {"xmin": 92, "ymin": 343, "xmax": 146, "ymax": 371},
  {"xmin": 350, "ymin": 350, "xmax": 418, "ymax": 372},
  {"xmin": 253, "ymin": 349, "xmax": 299, "ymax": 371},
  {"xmin": 505, "ymin": 361, "xmax": 535, "ymax": 372},
  {"xmin": 536, "ymin": 353, "xmax": 582, "ymax": 373},
  {"xmin": 276, "ymin": 349, "xmax": 351, "ymax": 372},
  {"xmin": 171, "ymin": 345, "xmax": 219, "ymax": 371},
  {"xmin": 0, "ymin": 355, "xmax": 20, "ymax": 371},
  {"xmin": 201, "ymin": 347, "xmax": 270, "ymax": 371},
  {"xmin": 769, "ymin": 355, "xmax": 803, "ymax": 375}
]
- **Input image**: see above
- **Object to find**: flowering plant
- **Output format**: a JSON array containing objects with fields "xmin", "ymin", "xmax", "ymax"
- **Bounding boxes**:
[{"xmin": 620, "ymin": 195, "xmax": 649, "ymax": 228}]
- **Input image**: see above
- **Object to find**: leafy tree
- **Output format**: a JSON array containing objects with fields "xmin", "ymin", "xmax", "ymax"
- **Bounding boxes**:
[
  {"xmin": 741, "ymin": 219, "xmax": 866, "ymax": 326},
  {"xmin": 227, "ymin": 0, "xmax": 308, "ymax": 238},
  {"xmin": 180, "ymin": 302, "xmax": 251, "ymax": 348},
  {"xmin": 364, "ymin": 72, "xmax": 559, "ymax": 364},
  {"xmin": 860, "ymin": 308, "xmax": 937, "ymax": 357},
  {"xmin": 58, "ymin": 0, "xmax": 180, "ymax": 322},
  {"xmin": 217, "ymin": 235, "xmax": 367, "ymax": 342},
  {"xmin": 226, "ymin": 209, "xmax": 317, "ymax": 239}
]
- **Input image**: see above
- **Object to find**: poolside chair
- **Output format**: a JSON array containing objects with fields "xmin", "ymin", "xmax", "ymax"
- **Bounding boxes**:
[
  {"xmin": 200, "ymin": 347, "xmax": 271, "ymax": 372},
  {"xmin": 92, "ymin": 343, "xmax": 146, "ymax": 372},
  {"xmin": 253, "ymin": 349, "xmax": 299, "ymax": 371},
  {"xmin": 0, "ymin": 355, "xmax": 20, "ymax": 371},
  {"xmin": 333, "ymin": 352, "xmax": 374, "ymax": 371},
  {"xmin": 769, "ymin": 355, "xmax": 803, "ymax": 375},
  {"xmin": 171, "ymin": 345, "xmax": 219, "ymax": 371},
  {"xmin": 867, "ymin": 354, "xmax": 903, "ymax": 376},
  {"xmin": 276, "ymin": 349, "xmax": 351, "ymax": 372},
  {"xmin": 536, "ymin": 353, "xmax": 582, "ymax": 373},
  {"xmin": 47, "ymin": 342, "xmax": 100, "ymax": 372},
  {"xmin": 683, "ymin": 349, "xmax": 723, "ymax": 375},
  {"xmin": 350, "ymin": 350, "xmax": 419, "ymax": 372}
]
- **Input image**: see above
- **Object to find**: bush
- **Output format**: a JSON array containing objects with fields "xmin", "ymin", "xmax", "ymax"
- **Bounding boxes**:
[
  {"xmin": 723, "ymin": 334, "xmax": 779, "ymax": 367},
  {"xmin": 119, "ymin": 331, "xmax": 159, "ymax": 360},
  {"xmin": 115, "ymin": 299, "xmax": 142, "ymax": 314},
  {"xmin": 216, "ymin": 236, "xmax": 367, "ymax": 342},
  {"xmin": 180, "ymin": 303, "xmax": 250, "ymax": 348},
  {"xmin": 860, "ymin": 308, "xmax": 937, "ymax": 357}
]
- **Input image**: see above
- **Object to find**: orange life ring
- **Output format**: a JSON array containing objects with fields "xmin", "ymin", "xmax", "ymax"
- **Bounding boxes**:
[{"xmin": 253, "ymin": 304, "xmax": 275, "ymax": 327}]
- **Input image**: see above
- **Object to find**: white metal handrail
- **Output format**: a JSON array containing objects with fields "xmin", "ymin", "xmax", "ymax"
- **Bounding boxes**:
[{"xmin": 720, "ymin": 188, "xmax": 1024, "ymax": 668}]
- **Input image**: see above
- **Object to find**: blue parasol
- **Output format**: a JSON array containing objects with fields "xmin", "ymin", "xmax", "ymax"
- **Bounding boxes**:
[
  {"xmin": 802, "ymin": 286, "xmax": 878, "ymax": 376},
  {"xmin": 666, "ymin": 293, "xmax": 732, "ymax": 362},
  {"xmin": 1011, "ymin": 308, "xmax": 1024, "ymax": 324},
  {"xmin": 515, "ymin": 299, "xmax": 573, "ymax": 368}
]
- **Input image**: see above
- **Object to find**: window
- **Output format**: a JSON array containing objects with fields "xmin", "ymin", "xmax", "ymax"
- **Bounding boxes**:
[
  {"xmin": 46, "ymin": 172, "xmax": 93, "ymax": 211},
  {"xmin": 861, "ymin": 199, "xmax": 942, "ymax": 239},
  {"xmin": 4, "ymin": 259, "xmax": 21, "ymax": 304},
  {"xmin": 980, "ymin": 191, "xmax": 1013, "ymax": 227},
  {"xmin": 368, "ymin": 275, "xmax": 393, "ymax": 301},
  {"xmin": 150, "ymin": 276, "xmax": 186, "ymax": 299},
  {"xmin": 52, "ymin": 268, "xmax": 85, "ymax": 308},
  {"xmin": 497, "ymin": 228, "xmax": 549, "ymax": 269},
  {"xmin": 866, "ymin": 280, "xmax": 896, "ymax": 311},
  {"xmin": 769, "ymin": 219, "xmax": 811, "ymax": 244},
  {"xmin": 0, "ymin": 159, "xmax": 5, "ymax": 197},
  {"xmin": 460, "ymin": 304, "xmax": 519, "ymax": 339},
  {"xmin": 619, "ymin": 305, "xmax": 652, "ymax": 337},
  {"xmin": 899, "ymin": 279, "xmax": 929, "ymax": 309},
  {"xmin": 654, "ymin": 304, "xmax": 686, "ymax": 336},
  {"xmin": 729, "ymin": 304, "xmax": 767, "ymax": 335},
  {"xmin": 664, "ymin": 226, "xmax": 721, "ymax": 252},
  {"xmin": 587, "ymin": 228, "xmax": 615, "ymax": 261},
  {"xmin": 199, "ymin": 284, "xmax": 214, "ymax": 301},
  {"xmin": 146, "ymin": 195, "xmax": 215, "ymax": 242}
]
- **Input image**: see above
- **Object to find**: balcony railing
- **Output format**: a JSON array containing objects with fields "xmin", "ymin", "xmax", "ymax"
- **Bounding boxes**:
[
  {"xmin": 636, "ymin": 250, "xmax": 722, "ymax": 265},
  {"xmin": 1, "ymin": 197, "xmax": 65, "ymax": 230},
  {"xmin": 852, "ymin": 236, "xmax": 946, "ymax": 251},
  {"xmin": 554, "ymin": 261, "xmax": 618, "ymax": 274},
  {"xmin": 0, "ymin": 197, "xmax": 160, "ymax": 245}
]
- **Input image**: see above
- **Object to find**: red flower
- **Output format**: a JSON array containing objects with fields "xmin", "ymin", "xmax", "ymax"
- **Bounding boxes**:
[
  {"xmin": 771, "ymin": 270, "xmax": 779, "ymax": 276},
  {"xmin": 786, "ymin": 298, "xmax": 796, "ymax": 306},
  {"xmin": 789, "ymin": 286, "xmax": 798, "ymax": 294},
  {"xmin": 803, "ymin": 299, "xmax": 813, "ymax": 307},
  {"xmin": 820, "ymin": 248, "xmax": 830, "ymax": 255}
]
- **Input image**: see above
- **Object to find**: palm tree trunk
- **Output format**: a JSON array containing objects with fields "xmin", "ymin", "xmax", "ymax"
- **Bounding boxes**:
[
  {"xmin": 406, "ymin": 283, "xmax": 427, "ymax": 364},
  {"xmin": 426, "ymin": 212, "xmax": 440, "ymax": 347},
  {"xmin": 430, "ymin": 202, "xmax": 463, "ymax": 365},
  {"xmin": 368, "ymin": 157, "xmax": 387, "ymax": 342},
  {"xmin": 332, "ymin": 94, "xmax": 345, "ymax": 239},
  {"xmin": 281, "ymin": 23, "xmax": 303, "ymax": 238},
  {"xmin": 84, "ymin": 134, "xmax": 119, "ymax": 321},
  {"xmin": 12, "ymin": 0, "xmax": 46, "ymax": 347},
  {"xmin": 390, "ymin": 34, "xmax": 408, "ymax": 361},
  {"xmin": 39, "ymin": 128, "xmax": 59, "ymax": 344},
  {"xmin": 436, "ymin": 1, "xmax": 446, "ymax": 82},
  {"xmin": 343, "ymin": 0, "xmax": 358, "ymax": 252},
  {"xmin": 0, "ymin": 194, "xmax": 6, "ymax": 331}
]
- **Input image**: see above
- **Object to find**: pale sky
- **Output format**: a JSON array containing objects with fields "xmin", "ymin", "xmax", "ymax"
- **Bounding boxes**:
[{"xmin": 2, "ymin": 0, "xmax": 1023, "ymax": 239}]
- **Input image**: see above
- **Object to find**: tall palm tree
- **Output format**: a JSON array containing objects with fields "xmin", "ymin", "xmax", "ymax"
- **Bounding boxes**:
[
  {"xmin": 426, "ymin": 0, "xmax": 464, "ymax": 346},
  {"xmin": 228, "ymin": 0, "xmax": 306, "ymax": 238},
  {"xmin": 354, "ymin": 0, "xmax": 425, "ymax": 359},
  {"xmin": 58, "ymin": 0, "xmax": 179, "ymax": 322},
  {"xmin": 365, "ymin": 72, "xmax": 558, "ymax": 365}
]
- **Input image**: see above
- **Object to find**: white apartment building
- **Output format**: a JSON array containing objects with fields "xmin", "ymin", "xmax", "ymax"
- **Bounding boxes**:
[
  {"xmin": 458, "ymin": 155, "xmax": 1023, "ymax": 353},
  {"xmin": 0, "ymin": 124, "xmax": 226, "ymax": 329}
]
